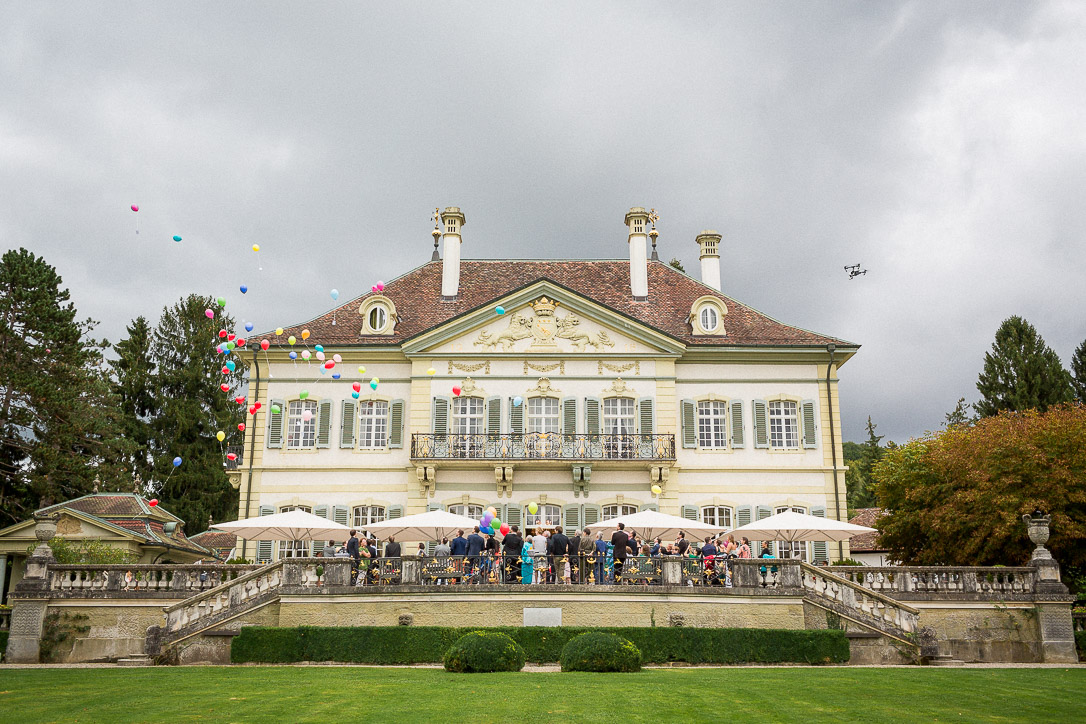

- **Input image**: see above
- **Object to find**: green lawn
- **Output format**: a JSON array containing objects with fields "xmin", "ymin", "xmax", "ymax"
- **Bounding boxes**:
[{"xmin": 0, "ymin": 667, "xmax": 1083, "ymax": 723}]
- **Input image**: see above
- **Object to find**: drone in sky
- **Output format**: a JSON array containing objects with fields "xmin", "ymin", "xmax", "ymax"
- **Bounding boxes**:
[{"xmin": 844, "ymin": 264, "xmax": 867, "ymax": 279}]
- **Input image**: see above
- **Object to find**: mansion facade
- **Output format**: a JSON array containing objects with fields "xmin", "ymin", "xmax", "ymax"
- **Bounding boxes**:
[{"xmin": 230, "ymin": 207, "xmax": 857, "ymax": 563}]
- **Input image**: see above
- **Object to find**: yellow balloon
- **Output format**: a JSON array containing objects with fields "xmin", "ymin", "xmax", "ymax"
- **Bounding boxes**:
[
  {"xmin": 426, "ymin": 367, "xmax": 436, "ymax": 376},
  {"xmin": 650, "ymin": 484, "xmax": 662, "ymax": 495},
  {"xmin": 372, "ymin": 377, "xmax": 380, "ymax": 384},
  {"xmin": 301, "ymin": 329, "xmax": 310, "ymax": 340},
  {"xmin": 357, "ymin": 366, "xmax": 366, "ymax": 374},
  {"xmin": 275, "ymin": 327, "xmax": 284, "ymax": 336},
  {"xmin": 528, "ymin": 501, "xmax": 538, "ymax": 515},
  {"xmin": 288, "ymin": 336, "xmax": 296, "ymax": 346},
  {"xmin": 252, "ymin": 244, "xmax": 260, "ymax": 252},
  {"xmin": 216, "ymin": 431, "xmax": 225, "ymax": 442}
]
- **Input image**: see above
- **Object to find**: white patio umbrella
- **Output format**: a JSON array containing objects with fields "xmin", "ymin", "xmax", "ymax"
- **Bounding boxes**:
[
  {"xmin": 364, "ymin": 510, "xmax": 480, "ymax": 542},
  {"xmin": 728, "ymin": 510, "xmax": 875, "ymax": 543},
  {"xmin": 586, "ymin": 509, "xmax": 728, "ymax": 541},
  {"xmin": 213, "ymin": 509, "xmax": 351, "ymax": 542}
]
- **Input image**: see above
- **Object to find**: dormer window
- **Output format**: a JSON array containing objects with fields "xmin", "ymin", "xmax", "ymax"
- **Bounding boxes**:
[
  {"xmin": 690, "ymin": 295, "xmax": 727, "ymax": 336},
  {"xmin": 359, "ymin": 296, "xmax": 397, "ymax": 336},
  {"xmin": 699, "ymin": 305, "xmax": 719, "ymax": 333},
  {"xmin": 368, "ymin": 305, "xmax": 388, "ymax": 332}
]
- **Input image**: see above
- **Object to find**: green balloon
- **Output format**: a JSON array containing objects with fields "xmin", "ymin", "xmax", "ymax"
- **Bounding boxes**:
[
  {"xmin": 226, "ymin": 341, "xmax": 236, "ymax": 350},
  {"xmin": 299, "ymin": 390, "xmax": 309, "ymax": 400},
  {"xmin": 217, "ymin": 297, "xmax": 226, "ymax": 307},
  {"xmin": 490, "ymin": 517, "xmax": 501, "ymax": 530},
  {"xmin": 271, "ymin": 405, "xmax": 281, "ymax": 414}
]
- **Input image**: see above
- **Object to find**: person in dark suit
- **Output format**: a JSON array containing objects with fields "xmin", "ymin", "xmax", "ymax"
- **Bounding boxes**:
[
  {"xmin": 346, "ymin": 530, "xmax": 361, "ymax": 583},
  {"xmin": 568, "ymin": 529, "xmax": 582, "ymax": 582},
  {"xmin": 610, "ymin": 523, "xmax": 634, "ymax": 583},
  {"xmin": 384, "ymin": 535, "xmax": 401, "ymax": 558},
  {"xmin": 502, "ymin": 525, "xmax": 523, "ymax": 582},
  {"xmin": 466, "ymin": 527, "xmax": 485, "ymax": 581},
  {"xmin": 550, "ymin": 526, "xmax": 571, "ymax": 584},
  {"xmin": 449, "ymin": 529, "xmax": 468, "ymax": 556}
]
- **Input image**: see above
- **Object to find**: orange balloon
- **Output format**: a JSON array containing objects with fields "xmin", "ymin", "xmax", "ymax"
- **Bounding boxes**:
[{"xmin": 301, "ymin": 329, "xmax": 310, "ymax": 340}]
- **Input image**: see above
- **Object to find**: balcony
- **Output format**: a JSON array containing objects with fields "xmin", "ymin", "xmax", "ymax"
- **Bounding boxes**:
[{"xmin": 410, "ymin": 433, "xmax": 676, "ymax": 462}]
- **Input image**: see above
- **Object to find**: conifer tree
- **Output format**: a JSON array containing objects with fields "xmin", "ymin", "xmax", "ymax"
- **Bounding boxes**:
[
  {"xmin": 1071, "ymin": 339, "xmax": 1086, "ymax": 404},
  {"xmin": 974, "ymin": 316, "xmax": 1073, "ymax": 417},
  {"xmin": 110, "ymin": 316, "xmax": 157, "ymax": 484}
]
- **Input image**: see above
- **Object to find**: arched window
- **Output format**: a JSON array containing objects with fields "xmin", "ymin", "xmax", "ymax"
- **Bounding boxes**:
[
  {"xmin": 352, "ymin": 505, "xmax": 386, "ymax": 528},
  {"xmin": 286, "ymin": 400, "xmax": 318, "ymax": 448},
  {"xmin": 448, "ymin": 504, "xmax": 484, "ymax": 520},
  {"xmin": 368, "ymin": 304, "xmax": 388, "ymax": 332},
  {"xmin": 700, "ymin": 506, "xmax": 733, "ymax": 529},
  {"xmin": 602, "ymin": 504, "xmax": 637, "ymax": 521},
  {"xmin": 358, "ymin": 401, "xmax": 389, "ymax": 448},
  {"xmin": 775, "ymin": 506, "xmax": 807, "ymax": 560},
  {"xmin": 699, "ymin": 305, "xmax": 719, "ymax": 333},
  {"xmin": 768, "ymin": 401, "xmax": 799, "ymax": 448},
  {"xmin": 278, "ymin": 505, "xmax": 312, "ymax": 558},
  {"xmin": 697, "ymin": 400, "xmax": 728, "ymax": 448},
  {"xmin": 525, "ymin": 504, "xmax": 561, "ymax": 529}
]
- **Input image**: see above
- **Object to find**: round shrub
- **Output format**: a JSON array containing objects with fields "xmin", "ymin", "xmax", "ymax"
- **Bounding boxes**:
[
  {"xmin": 443, "ymin": 631, "xmax": 526, "ymax": 673},
  {"xmin": 560, "ymin": 632, "xmax": 641, "ymax": 672}
]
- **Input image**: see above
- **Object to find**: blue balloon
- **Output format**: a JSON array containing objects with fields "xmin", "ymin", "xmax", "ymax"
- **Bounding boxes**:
[
  {"xmin": 513, "ymin": 396, "xmax": 523, "ymax": 407},
  {"xmin": 482, "ymin": 526, "xmax": 494, "ymax": 535},
  {"xmin": 319, "ymin": 367, "xmax": 327, "ymax": 375},
  {"xmin": 351, "ymin": 391, "xmax": 360, "ymax": 399},
  {"xmin": 244, "ymin": 322, "xmax": 254, "ymax": 332},
  {"xmin": 332, "ymin": 372, "xmax": 341, "ymax": 380},
  {"xmin": 289, "ymin": 351, "xmax": 297, "ymax": 360},
  {"xmin": 172, "ymin": 456, "xmax": 182, "ymax": 467},
  {"xmin": 226, "ymin": 360, "xmax": 236, "ymax": 372},
  {"xmin": 314, "ymin": 345, "xmax": 324, "ymax": 353},
  {"xmin": 172, "ymin": 235, "xmax": 182, "ymax": 242},
  {"xmin": 240, "ymin": 285, "xmax": 248, "ymax": 294},
  {"xmin": 330, "ymin": 289, "xmax": 339, "ymax": 301}
]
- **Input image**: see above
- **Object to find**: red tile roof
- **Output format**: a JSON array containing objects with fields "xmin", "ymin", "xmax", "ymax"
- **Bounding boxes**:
[
  {"xmin": 266, "ymin": 260, "xmax": 856, "ymax": 349},
  {"xmin": 848, "ymin": 508, "xmax": 887, "ymax": 552},
  {"xmin": 190, "ymin": 529, "xmax": 237, "ymax": 553},
  {"xmin": 40, "ymin": 494, "xmax": 150, "ymax": 518}
]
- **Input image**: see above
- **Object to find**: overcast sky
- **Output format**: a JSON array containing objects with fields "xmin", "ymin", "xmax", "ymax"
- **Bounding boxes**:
[{"xmin": 2, "ymin": 2, "xmax": 1084, "ymax": 442}]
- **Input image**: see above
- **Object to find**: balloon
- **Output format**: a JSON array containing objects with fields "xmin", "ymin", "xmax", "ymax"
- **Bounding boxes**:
[
  {"xmin": 252, "ymin": 244, "xmax": 260, "ymax": 252},
  {"xmin": 332, "ymin": 354, "xmax": 342, "ymax": 364},
  {"xmin": 376, "ymin": 282, "xmax": 385, "ymax": 291},
  {"xmin": 131, "ymin": 205, "xmax": 139, "ymax": 212},
  {"xmin": 324, "ymin": 361, "xmax": 334, "ymax": 369},
  {"xmin": 220, "ymin": 383, "xmax": 230, "ymax": 392},
  {"xmin": 513, "ymin": 396, "xmax": 523, "ymax": 407},
  {"xmin": 301, "ymin": 350, "xmax": 311, "ymax": 360},
  {"xmin": 236, "ymin": 338, "xmax": 246, "ymax": 347},
  {"xmin": 218, "ymin": 329, "xmax": 228, "ymax": 338},
  {"xmin": 352, "ymin": 382, "xmax": 361, "ymax": 392},
  {"xmin": 275, "ymin": 327, "xmax": 284, "ymax": 336},
  {"xmin": 495, "ymin": 306, "xmax": 505, "ymax": 315},
  {"xmin": 226, "ymin": 361, "xmax": 236, "ymax": 371},
  {"xmin": 260, "ymin": 339, "xmax": 270, "ymax": 351},
  {"xmin": 314, "ymin": 345, "xmax": 324, "ymax": 353},
  {"xmin": 481, "ymin": 513, "xmax": 492, "ymax": 525},
  {"xmin": 482, "ymin": 526, "xmax": 494, "ymax": 535},
  {"xmin": 221, "ymin": 366, "xmax": 230, "ymax": 375},
  {"xmin": 217, "ymin": 297, "xmax": 226, "ymax": 307},
  {"xmin": 452, "ymin": 386, "xmax": 462, "ymax": 396},
  {"xmin": 426, "ymin": 367, "xmax": 436, "ymax": 376},
  {"xmin": 226, "ymin": 341, "xmax": 235, "ymax": 350},
  {"xmin": 301, "ymin": 329, "xmax": 310, "ymax": 340},
  {"xmin": 651, "ymin": 484, "xmax": 662, "ymax": 495},
  {"xmin": 499, "ymin": 523, "xmax": 510, "ymax": 536},
  {"xmin": 235, "ymin": 395, "xmax": 245, "ymax": 404},
  {"xmin": 271, "ymin": 404, "xmax": 281, "ymax": 414},
  {"xmin": 254, "ymin": 401, "xmax": 261, "ymax": 410},
  {"xmin": 486, "ymin": 506, "xmax": 497, "ymax": 517},
  {"xmin": 357, "ymin": 366, "xmax": 366, "ymax": 374},
  {"xmin": 332, "ymin": 372, "xmax": 340, "ymax": 380},
  {"xmin": 172, "ymin": 457, "xmax": 182, "ymax": 467},
  {"xmin": 315, "ymin": 351, "xmax": 324, "ymax": 361},
  {"xmin": 173, "ymin": 235, "xmax": 182, "ymax": 242},
  {"xmin": 149, "ymin": 499, "xmax": 158, "ymax": 506},
  {"xmin": 227, "ymin": 333, "xmax": 236, "ymax": 341},
  {"xmin": 299, "ymin": 390, "xmax": 309, "ymax": 399},
  {"xmin": 319, "ymin": 366, "xmax": 327, "ymax": 376},
  {"xmin": 372, "ymin": 377, "xmax": 380, "ymax": 384},
  {"xmin": 351, "ymin": 391, "xmax": 360, "ymax": 399},
  {"xmin": 240, "ymin": 285, "xmax": 248, "ymax": 294},
  {"xmin": 369, "ymin": 380, "xmax": 378, "ymax": 390},
  {"xmin": 301, "ymin": 410, "xmax": 313, "ymax": 422},
  {"xmin": 528, "ymin": 501, "xmax": 538, "ymax": 515},
  {"xmin": 226, "ymin": 453, "xmax": 237, "ymax": 461},
  {"xmin": 289, "ymin": 351, "xmax": 297, "ymax": 360},
  {"xmin": 205, "ymin": 309, "xmax": 214, "ymax": 318},
  {"xmin": 330, "ymin": 289, "xmax": 339, "ymax": 300},
  {"xmin": 216, "ymin": 431, "xmax": 225, "ymax": 442},
  {"xmin": 238, "ymin": 423, "xmax": 246, "ymax": 432},
  {"xmin": 245, "ymin": 322, "xmax": 254, "ymax": 332},
  {"xmin": 490, "ymin": 517, "xmax": 501, "ymax": 530},
  {"xmin": 288, "ymin": 336, "xmax": 296, "ymax": 346}
]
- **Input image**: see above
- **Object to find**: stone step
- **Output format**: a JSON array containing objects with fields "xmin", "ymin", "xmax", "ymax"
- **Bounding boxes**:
[
  {"xmin": 928, "ymin": 655, "xmax": 965, "ymax": 667},
  {"xmin": 117, "ymin": 655, "xmax": 152, "ymax": 667}
]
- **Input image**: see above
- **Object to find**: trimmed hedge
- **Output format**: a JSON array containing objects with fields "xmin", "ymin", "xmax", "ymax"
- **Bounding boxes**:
[
  {"xmin": 231, "ymin": 626, "xmax": 848, "ymax": 665},
  {"xmin": 560, "ymin": 632, "xmax": 641, "ymax": 672},
  {"xmin": 0, "ymin": 630, "xmax": 7, "ymax": 661},
  {"xmin": 1076, "ymin": 630, "xmax": 1085, "ymax": 662},
  {"xmin": 444, "ymin": 631, "xmax": 526, "ymax": 672}
]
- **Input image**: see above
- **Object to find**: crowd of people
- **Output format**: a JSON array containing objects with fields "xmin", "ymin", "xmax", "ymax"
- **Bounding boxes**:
[{"xmin": 319, "ymin": 523, "xmax": 777, "ymax": 586}]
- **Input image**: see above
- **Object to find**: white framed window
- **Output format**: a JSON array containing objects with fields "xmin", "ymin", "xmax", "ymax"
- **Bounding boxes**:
[
  {"xmin": 368, "ymin": 304, "xmax": 388, "ymax": 332},
  {"xmin": 700, "ymin": 506, "xmax": 733, "ymax": 529},
  {"xmin": 278, "ymin": 505, "xmax": 312, "ymax": 557},
  {"xmin": 697, "ymin": 400, "xmax": 728, "ymax": 448},
  {"xmin": 526, "ymin": 397, "xmax": 560, "ymax": 433},
  {"xmin": 525, "ymin": 504, "xmax": 561, "ymax": 529},
  {"xmin": 775, "ymin": 506, "xmax": 807, "ymax": 560},
  {"xmin": 603, "ymin": 397, "xmax": 635, "ymax": 458},
  {"xmin": 286, "ymin": 400, "xmax": 318, "ymax": 449},
  {"xmin": 452, "ymin": 397, "xmax": 484, "ymax": 434},
  {"xmin": 352, "ymin": 505, "xmax": 386, "ymax": 528},
  {"xmin": 601, "ymin": 504, "xmax": 638, "ymax": 521},
  {"xmin": 448, "ymin": 504, "xmax": 484, "ymax": 520},
  {"xmin": 699, "ymin": 305, "xmax": 719, "ymax": 333},
  {"xmin": 768, "ymin": 400, "xmax": 799, "ymax": 449},
  {"xmin": 358, "ymin": 401, "xmax": 389, "ymax": 448}
]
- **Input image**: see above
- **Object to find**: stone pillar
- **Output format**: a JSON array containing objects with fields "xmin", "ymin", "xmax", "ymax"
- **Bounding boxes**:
[
  {"xmin": 4, "ymin": 513, "xmax": 58, "ymax": 663},
  {"xmin": 401, "ymin": 558, "xmax": 421, "ymax": 585},
  {"xmin": 0, "ymin": 552, "xmax": 8, "ymax": 605},
  {"xmin": 661, "ymin": 558, "xmax": 681, "ymax": 586},
  {"xmin": 1022, "ymin": 513, "xmax": 1078, "ymax": 663}
]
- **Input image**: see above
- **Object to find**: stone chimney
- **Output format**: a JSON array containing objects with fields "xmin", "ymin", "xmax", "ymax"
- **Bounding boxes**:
[
  {"xmin": 624, "ymin": 207, "xmax": 650, "ymax": 300},
  {"xmin": 440, "ymin": 207, "xmax": 466, "ymax": 300},
  {"xmin": 696, "ymin": 230, "xmax": 722, "ymax": 291}
]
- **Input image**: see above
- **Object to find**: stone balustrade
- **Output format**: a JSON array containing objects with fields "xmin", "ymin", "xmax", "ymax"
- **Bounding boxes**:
[
  {"xmin": 826, "ymin": 566, "xmax": 1037, "ymax": 599},
  {"xmin": 46, "ymin": 564, "xmax": 265, "ymax": 597},
  {"xmin": 802, "ymin": 563, "xmax": 920, "ymax": 638}
]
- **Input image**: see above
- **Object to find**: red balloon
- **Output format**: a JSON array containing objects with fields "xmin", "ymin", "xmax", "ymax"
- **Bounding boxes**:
[
  {"xmin": 227, "ymin": 333, "xmax": 236, "ymax": 341},
  {"xmin": 248, "ymin": 406, "xmax": 256, "ymax": 415},
  {"xmin": 254, "ymin": 401, "xmax": 262, "ymax": 410},
  {"xmin": 499, "ymin": 523, "xmax": 510, "ymax": 536},
  {"xmin": 221, "ymin": 366, "xmax": 230, "ymax": 375},
  {"xmin": 260, "ymin": 339, "xmax": 270, "ymax": 351},
  {"xmin": 131, "ymin": 205, "xmax": 139, "ymax": 212},
  {"xmin": 226, "ymin": 453, "xmax": 237, "ymax": 461},
  {"xmin": 220, "ymin": 383, "xmax": 230, "ymax": 392},
  {"xmin": 452, "ymin": 386, "xmax": 462, "ymax": 396},
  {"xmin": 235, "ymin": 395, "xmax": 245, "ymax": 404},
  {"xmin": 218, "ymin": 329, "xmax": 228, "ymax": 338},
  {"xmin": 236, "ymin": 338, "xmax": 246, "ymax": 347},
  {"xmin": 149, "ymin": 499, "xmax": 158, "ymax": 507},
  {"xmin": 352, "ymin": 382, "xmax": 361, "ymax": 392},
  {"xmin": 238, "ymin": 423, "xmax": 246, "ymax": 432},
  {"xmin": 324, "ymin": 361, "xmax": 334, "ymax": 369}
]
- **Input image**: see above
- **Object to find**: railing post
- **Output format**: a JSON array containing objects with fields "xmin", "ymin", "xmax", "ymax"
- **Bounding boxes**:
[
  {"xmin": 1022, "ymin": 513, "xmax": 1077, "ymax": 663},
  {"xmin": 661, "ymin": 558, "xmax": 681, "ymax": 586},
  {"xmin": 402, "ymin": 558, "xmax": 421, "ymax": 585}
]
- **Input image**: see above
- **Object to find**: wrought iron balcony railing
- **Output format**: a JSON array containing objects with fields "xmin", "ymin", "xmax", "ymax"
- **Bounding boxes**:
[{"xmin": 410, "ymin": 433, "xmax": 676, "ymax": 461}]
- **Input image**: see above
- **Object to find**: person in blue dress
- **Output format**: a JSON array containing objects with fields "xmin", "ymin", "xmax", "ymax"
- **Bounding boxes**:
[{"xmin": 521, "ymin": 539, "xmax": 534, "ymax": 584}]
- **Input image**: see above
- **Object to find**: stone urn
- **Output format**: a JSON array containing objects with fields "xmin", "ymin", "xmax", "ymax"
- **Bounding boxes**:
[
  {"xmin": 32, "ymin": 513, "xmax": 59, "ymax": 553},
  {"xmin": 1022, "ymin": 513, "xmax": 1052, "ymax": 561}
]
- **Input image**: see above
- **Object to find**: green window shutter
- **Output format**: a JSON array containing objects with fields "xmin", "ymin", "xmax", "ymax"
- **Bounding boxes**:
[
  {"xmin": 389, "ymin": 399, "xmax": 405, "ymax": 448},
  {"xmin": 340, "ymin": 400, "xmax": 357, "ymax": 448},
  {"xmin": 333, "ymin": 505, "xmax": 349, "ymax": 527},
  {"xmin": 433, "ymin": 396, "xmax": 451, "ymax": 434},
  {"xmin": 564, "ymin": 504, "xmax": 580, "ymax": 532},
  {"xmin": 681, "ymin": 504, "xmax": 698, "ymax": 521},
  {"xmin": 316, "ymin": 398, "xmax": 334, "ymax": 448},
  {"xmin": 756, "ymin": 505, "xmax": 773, "ymax": 556},
  {"xmin": 585, "ymin": 397, "xmax": 601, "ymax": 436},
  {"xmin": 811, "ymin": 506, "xmax": 828, "ymax": 563},
  {"xmin": 508, "ymin": 397, "xmax": 524, "ymax": 435},
  {"xmin": 801, "ymin": 399, "xmax": 818, "ymax": 449},
  {"xmin": 313, "ymin": 505, "xmax": 329, "ymax": 555},
  {"xmin": 729, "ymin": 400, "xmax": 745, "ymax": 448},
  {"xmin": 582, "ymin": 504, "xmax": 600, "ymax": 527},
  {"xmin": 736, "ymin": 505, "xmax": 752, "ymax": 528},
  {"xmin": 638, "ymin": 397, "xmax": 655, "ymax": 435},
  {"xmin": 681, "ymin": 399, "xmax": 697, "ymax": 448},
  {"xmin": 752, "ymin": 399, "xmax": 769, "ymax": 449},
  {"xmin": 388, "ymin": 505, "xmax": 403, "ymax": 520},
  {"xmin": 487, "ymin": 396, "xmax": 502, "ymax": 435},
  {"xmin": 503, "ymin": 504, "xmax": 521, "ymax": 528},
  {"xmin": 561, "ymin": 397, "xmax": 577, "ymax": 435},
  {"xmin": 266, "ymin": 399, "xmax": 285, "ymax": 449},
  {"xmin": 256, "ymin": 505, "xmax": 274, "ymax": 561},
  {"xmin": 641, "ymin": 502, "xmax": 658, "ymax": 512},
  {"xmin": 427, "ymin": 502, "xmax": 444, "ymax": 512}
]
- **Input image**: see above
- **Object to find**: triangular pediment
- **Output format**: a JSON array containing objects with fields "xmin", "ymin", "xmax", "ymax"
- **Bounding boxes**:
[{"xmin": 402, "ymin": 281, "xmax": 687, "ymax": 356}]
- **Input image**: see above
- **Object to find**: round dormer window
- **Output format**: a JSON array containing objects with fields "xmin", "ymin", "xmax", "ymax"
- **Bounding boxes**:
[
  {"xmin": 699, "ymin": 305, "xmax": 719, "ymax": 333},
  {"xmin": 368, "ymin": 304, "xmax": 388, "ymax": 332}
]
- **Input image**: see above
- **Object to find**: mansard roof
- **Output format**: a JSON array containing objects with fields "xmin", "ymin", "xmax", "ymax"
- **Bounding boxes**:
[{"xmin": 270, "ymin": 259, "xmax": 856, "ymax": 350}]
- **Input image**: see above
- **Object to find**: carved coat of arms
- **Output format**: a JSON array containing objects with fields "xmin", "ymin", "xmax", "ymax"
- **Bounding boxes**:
[{"xmin": 474, "ymin": 297, "xmax": 615, "ymax": 352}]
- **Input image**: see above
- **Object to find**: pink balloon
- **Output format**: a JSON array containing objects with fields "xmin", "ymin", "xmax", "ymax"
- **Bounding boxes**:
[
  {"xmin": 131, "ymin": 205, "xmax": 139, "ymax": 212},
  {"xmin": 332, "ymin": 354, "xmax": 342, "ymax": 363},
  {"xmin": 205, "ymin": 309, "xmax": 214, "ymax": 318},
  {"xmin": 302, "ymin": 410, "xmax": 313, "ymax": 422},
  {"xmin": 315, "ymin": 351, "xmax": 325, "ymax": 361},
  {"xmin": 376, "ymin": 282, "xmax": 385, "ymax": 291}
]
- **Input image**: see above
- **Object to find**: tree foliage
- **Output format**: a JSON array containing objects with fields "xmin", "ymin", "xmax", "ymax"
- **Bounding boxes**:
[
  {"xmin": 874, "ymin": 404, "xmax": 1086, "ymax": 571},
  {"xmin": 667, "ymin": 258, "xmax": 686, "ymax": 273},
  {"xmin": 110, "ymin": 316, "xmax": 157, "ymax": 484},
  {"xmin": 1071, "ymin": 339, "xmax": 1086, "ymax": 404},
  {"xmin": 845, "ymin": 417, "xmax": 882, "ymax": 511},
  {"xmin": 975, "ymin": 316, "xmax": 1073, "ymax": 418}
]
